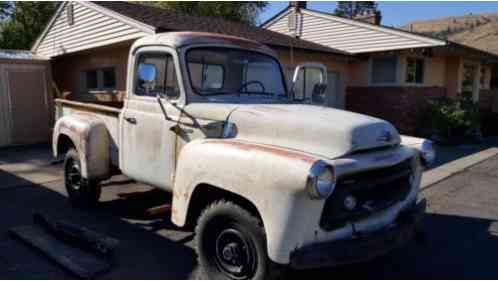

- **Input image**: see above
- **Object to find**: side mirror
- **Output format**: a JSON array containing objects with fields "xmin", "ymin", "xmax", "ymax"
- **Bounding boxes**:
[
  {"xmin": 138, "ymin": 63, "xmax": 156, "ymax": 83},
  {"xmin": 290, "ymin": 63, "xmax": 328, "ymax": 104}
]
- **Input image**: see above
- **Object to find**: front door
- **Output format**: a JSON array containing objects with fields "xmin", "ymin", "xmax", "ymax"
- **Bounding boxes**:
[{"xmin": 120, "ymin": 48, "xmax": 182, "ymax": 190}]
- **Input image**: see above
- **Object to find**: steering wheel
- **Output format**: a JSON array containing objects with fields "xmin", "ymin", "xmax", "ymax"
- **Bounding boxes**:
[{"xmin": 238, "ymin": 80, "xmax": 266, "ymax": 94}]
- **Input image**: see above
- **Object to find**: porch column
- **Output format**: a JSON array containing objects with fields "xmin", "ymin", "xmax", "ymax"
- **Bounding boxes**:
[{"xmin": 473, "ymin": 63, "xmax": 481, "ymax": 103}]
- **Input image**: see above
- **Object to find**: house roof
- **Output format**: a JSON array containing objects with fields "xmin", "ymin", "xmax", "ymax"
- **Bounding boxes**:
[
  {"xmin": 261, "ymin": 6, "xmax": 448, "ymax": 54},
  {"xmin": 91, "ymin": 1, "xmax": 349, "ymax": 56}
]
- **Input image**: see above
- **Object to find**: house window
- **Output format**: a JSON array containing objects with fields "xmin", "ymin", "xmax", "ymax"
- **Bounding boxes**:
[
  {"xmin": 371, "ymin": 56, "xmax": 397, "ymax": 84},
  {"xmin": 67, "ymin": 3, "xmax": 74, "ymax": 26},
  {"xmin": 406, "ymin": 58, "xmax": 424, "ymax": 84},
  {"xmin": 83, "ymin": 67, "xmax": 116, "ymax": 91},
  {"xmin": 135, "ymin": 53, "xmax": 180, "ymax": 98}
]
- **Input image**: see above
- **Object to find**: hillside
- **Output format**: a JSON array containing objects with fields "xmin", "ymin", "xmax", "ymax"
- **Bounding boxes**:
[{"xmin": 401, "ymin": 13, "xmax": 498, "ymax": 54}]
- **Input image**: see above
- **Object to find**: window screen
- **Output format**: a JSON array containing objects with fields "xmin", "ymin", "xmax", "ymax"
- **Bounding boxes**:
[{"xmin": 371, "ymin": 56, "xmax": 397, "ymax": 84}]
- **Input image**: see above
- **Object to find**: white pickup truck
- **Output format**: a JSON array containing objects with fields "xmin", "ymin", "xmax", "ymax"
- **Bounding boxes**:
[{"xmin": 53, "ymin": 32, "xmax": 433, "ymax": 279}]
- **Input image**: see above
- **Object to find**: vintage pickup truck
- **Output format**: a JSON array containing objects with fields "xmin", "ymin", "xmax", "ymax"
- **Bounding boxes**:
[{"xmin": 52, "ymin": 32, "xmax": 433, "ymax": 279}]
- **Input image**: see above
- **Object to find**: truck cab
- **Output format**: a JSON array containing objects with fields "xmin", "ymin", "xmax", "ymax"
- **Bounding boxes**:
[{"xmin": 53, "ymin": 32, "xmax": 432, "ymax": 279}]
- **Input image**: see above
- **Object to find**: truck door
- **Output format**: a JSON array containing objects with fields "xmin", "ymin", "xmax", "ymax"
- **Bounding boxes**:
[{"xmin": 120, "ymin": 47, "xmax": 183, "ymax": 190}]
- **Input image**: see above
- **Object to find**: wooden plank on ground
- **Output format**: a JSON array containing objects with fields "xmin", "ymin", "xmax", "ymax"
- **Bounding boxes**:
[{"xmin": 9, "ymin": 225, "xmax": 110, "ymax": 279}]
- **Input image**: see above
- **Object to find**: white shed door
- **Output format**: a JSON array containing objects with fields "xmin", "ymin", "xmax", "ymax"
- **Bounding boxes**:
[{"xmin": 0, "ymin": 64, "xmax": 50, "ymax": 146}]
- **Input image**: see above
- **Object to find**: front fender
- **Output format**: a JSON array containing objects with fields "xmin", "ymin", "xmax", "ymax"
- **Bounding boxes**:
[
  {"xmin": 171, "ymin": 139, "xmax": 322, "ymax": 263},
  {"xmin": 53, "ymin": 114, "xmax": 110, "ymax": 180}
]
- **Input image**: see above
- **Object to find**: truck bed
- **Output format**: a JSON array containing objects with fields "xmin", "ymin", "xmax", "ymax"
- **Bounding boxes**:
[{"xmin": 54, "ymin": 98, "xmax": 122, "ymax": 166}]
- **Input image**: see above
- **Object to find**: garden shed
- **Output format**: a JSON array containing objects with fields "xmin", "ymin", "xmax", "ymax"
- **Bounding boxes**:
[{"xmin": 0, "ymin": 50, "xmax": 52, "ymax": 147}]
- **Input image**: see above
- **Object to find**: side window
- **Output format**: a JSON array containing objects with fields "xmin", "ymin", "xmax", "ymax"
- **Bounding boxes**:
[
  {"xmin": 135, "ymin": 53, "xmax": 180, "ymax": 98},
  {"xmin": 406, "ymin": 57, "xmax": 424, "ymax": 84},
  {"xmin": 371, "ymin": 56, "xmax": 397, "ymax": 84},
  {"xmin": 83, "ymin": 67, "xmax": 116, "ymax": 91}
]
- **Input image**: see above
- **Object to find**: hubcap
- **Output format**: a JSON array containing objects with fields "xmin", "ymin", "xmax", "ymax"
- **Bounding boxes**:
[
  {"xmin": 66, "ymin": 159, "xmax": 82, "ymax": 191},
  {"xmin": 214, "ymin": 228, "xmax": 255, "ymax": 279}
]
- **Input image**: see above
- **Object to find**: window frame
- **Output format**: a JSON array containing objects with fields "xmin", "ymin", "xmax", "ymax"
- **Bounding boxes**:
[
  {"xmin": 133, "ymin": 51, "xmax": 181, "ymax": 100},
  {"xmin": 82, "ymin": 67, "xmax": 117, "ymax": 93},
  {"xmin": 369, "ymin": 55, "xmax": 399, "ymax": 86},
  {"xmin": 187, "ymin": 61, "xmax": 226, "ymax": 92},
  {"xmin": 185, "ymin": 46, "xmax": 288, "ymax": 97},
  {"xmin": 405, "ymin": 57, "xmax": 425, "ymax": 85}
]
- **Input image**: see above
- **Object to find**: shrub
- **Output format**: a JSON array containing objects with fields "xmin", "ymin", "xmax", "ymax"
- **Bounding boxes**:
[{"xmin": 425, "ymin": 92, "xmax": 481, "ymax": 143}]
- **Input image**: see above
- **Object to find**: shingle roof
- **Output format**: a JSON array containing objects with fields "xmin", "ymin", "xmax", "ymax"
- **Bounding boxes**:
[{"xmin": 93, "ymin": 1, "xmax": 349, "ymax": 56}]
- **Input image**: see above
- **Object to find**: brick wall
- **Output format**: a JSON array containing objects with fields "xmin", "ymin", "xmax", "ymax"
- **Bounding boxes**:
[
  {"xmin": 346, "ymin": 86, "xmax": 447, "ymax": 135},
  {"xmin": 479, "ymin": 89, "xmax": 498, "ymax": 113}
]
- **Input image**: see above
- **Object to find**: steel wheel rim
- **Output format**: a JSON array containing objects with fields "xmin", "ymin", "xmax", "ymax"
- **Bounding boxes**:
[
  {"xmin": 65, "ymin": 159, "xmax": 82, "ymax": 191},
  {"xmin": 214, "ymin": 228, "xmax": 256, "ymax": 279}
]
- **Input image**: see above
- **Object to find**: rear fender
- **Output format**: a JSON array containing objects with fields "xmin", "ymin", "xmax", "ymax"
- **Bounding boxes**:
[{"xmin": 53, "ymin": 114, "xmax": 110, "ymax": 181}]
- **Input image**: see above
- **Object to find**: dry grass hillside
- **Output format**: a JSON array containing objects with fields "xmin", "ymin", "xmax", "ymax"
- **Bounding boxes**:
[{"xmin": 401, "ymin": 13, "xmax": 498, "ymax": 54}]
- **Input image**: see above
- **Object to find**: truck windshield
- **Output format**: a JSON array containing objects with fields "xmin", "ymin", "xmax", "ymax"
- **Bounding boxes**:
[{"xmin": 186, "ymin": 47, "xmax": 287, "ymax": 98}]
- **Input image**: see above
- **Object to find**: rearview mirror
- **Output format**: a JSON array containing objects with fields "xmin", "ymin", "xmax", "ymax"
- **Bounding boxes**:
[{"xmin": 138, "ymin": 63, "xmax": 156, "ymax": 83}]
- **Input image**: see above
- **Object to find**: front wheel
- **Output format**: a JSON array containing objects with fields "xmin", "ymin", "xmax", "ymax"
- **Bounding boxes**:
[
  {"xmin": 64, "ymin": 149, "xmax": 101, "ymax": 207},
  {"xmin": 195, "ymin": 201, "xmax": 279, "ymax": 279}
]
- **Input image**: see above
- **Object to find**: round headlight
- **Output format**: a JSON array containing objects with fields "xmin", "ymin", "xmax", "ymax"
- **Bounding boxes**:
[
  {"xmin": 307, "ymin": 161, "xmax": 336, "ymax": 200},
  {"xmin": 420, "ymin": 140, "xmax": 436, "ymax": 167}
]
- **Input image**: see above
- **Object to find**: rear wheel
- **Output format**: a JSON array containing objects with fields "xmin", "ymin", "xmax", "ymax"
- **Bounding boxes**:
[
  {"xmin": 64, "ymin": 149, "xmax": 101, "ymax": 207},
  {"xmin": 195, "ymin": 201, "xmax": 280, "ymax": 279}
]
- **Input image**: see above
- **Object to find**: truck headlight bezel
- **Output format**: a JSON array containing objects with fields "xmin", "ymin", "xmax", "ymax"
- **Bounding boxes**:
[{"xmin": 307, "ymin": 160, "xmax": 336, "ymax": 200}]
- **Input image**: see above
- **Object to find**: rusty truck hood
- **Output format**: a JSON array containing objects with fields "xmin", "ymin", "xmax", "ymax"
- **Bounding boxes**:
[{"xmin": 185, "ymin": 103, "xmax": 400, "ymax": 159}]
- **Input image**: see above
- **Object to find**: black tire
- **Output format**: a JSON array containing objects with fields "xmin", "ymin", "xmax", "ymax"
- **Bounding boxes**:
[
  {"xmin": 195, "ymin": 200, "xmax": 280, "ymax": 279},
  {"xmin": 64, "ymin": 149, "xmax": 101, "ymax": 207}
]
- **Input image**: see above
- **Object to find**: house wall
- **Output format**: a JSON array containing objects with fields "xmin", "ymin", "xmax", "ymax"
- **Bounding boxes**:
[
  {"xmin": 263, "ymin": 8, "xmax": 445, "ymax": 54},
  {"xmin": 34, "ymin": 2, "xmax": 152, "ymax": 58},
  {"xmin": 52, "ymin": 43, "xmax": 131, "ymax": 102},
  {"xmin": 346, "ymin": 86, "xmax": 446, "ymax": 135},
  {"xmin": 348, "ymin": 51, "xmax": 448, "ymax": 88}
]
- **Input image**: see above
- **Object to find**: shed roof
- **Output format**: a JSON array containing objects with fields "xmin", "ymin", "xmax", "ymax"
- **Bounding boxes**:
[{"xmin": 0, "ymin": 49, "xmax": 48, "ymax": 60}]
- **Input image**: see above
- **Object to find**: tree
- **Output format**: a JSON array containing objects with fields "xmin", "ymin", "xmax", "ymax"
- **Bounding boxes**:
[
  {"xmin": 334, "ymin": 1, "xmax": 378, "ymax": 19},
  {"xmin": 0, "ymin": 2, "xmax": 59, "ymax": 50},
  {"xmin": 139, "ymin": 2, "xmax": 268, "ymax": 26}
]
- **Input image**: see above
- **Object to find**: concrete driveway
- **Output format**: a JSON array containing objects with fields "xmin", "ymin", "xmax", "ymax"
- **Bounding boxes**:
[{"xmin": 0, "ymin": 145, "xmax": 497, "ymax": 279}]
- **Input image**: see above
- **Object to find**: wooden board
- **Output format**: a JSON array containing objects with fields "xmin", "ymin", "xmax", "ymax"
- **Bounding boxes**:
[{"xmin": 9, "ymin": 225, "xmax": 110, "ymax": 279}]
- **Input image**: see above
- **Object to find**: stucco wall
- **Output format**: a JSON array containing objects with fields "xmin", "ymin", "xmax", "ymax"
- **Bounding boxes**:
[
  {"xmin": 52, "ymin": 42, "xmax": 131, "ymax": 102},
  {"xmin": 348, "ymin": 51, "xmax": 448, "ymax": 88}
]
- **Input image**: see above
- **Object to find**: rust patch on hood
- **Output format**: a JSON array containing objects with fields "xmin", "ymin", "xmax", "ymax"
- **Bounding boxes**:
[{"xmin": 206, "ymin": 140, "xmax": 317, "ymax": 164}]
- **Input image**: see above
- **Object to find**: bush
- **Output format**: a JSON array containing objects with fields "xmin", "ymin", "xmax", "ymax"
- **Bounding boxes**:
[{"xmin": 425, "ymin": 92, "xmax": 481, "ymax": 143}]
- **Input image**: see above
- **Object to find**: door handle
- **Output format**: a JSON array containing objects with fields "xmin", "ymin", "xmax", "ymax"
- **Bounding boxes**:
[{"xmin": 124, "ymin": 117, "xmax": 137, "ymax": 124}]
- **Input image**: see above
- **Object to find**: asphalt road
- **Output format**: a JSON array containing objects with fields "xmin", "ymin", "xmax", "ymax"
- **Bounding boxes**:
[{"xmin": 0, "ymin": 146, "xmax": 497, "ymax": 279}]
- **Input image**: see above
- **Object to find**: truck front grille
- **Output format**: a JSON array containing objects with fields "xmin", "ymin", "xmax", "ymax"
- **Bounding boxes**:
[{"xmin": 320, "ymin": 158, "xmax": 413, "ymax": 231}]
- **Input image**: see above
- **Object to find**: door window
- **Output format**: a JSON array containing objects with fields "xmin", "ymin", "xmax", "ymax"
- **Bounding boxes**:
[{"xmin": 135, "ymin": 53, "xmax": 180, "ymax": 98}]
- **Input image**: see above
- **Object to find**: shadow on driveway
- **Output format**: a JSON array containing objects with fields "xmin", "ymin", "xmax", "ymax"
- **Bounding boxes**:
[
  {"xmin": 0, "ymin": 172, "xmax": 197, "ymax": 279},
  {"xmin": 292, "ymin": 212, "xmax": 498, "ymax": 279}
]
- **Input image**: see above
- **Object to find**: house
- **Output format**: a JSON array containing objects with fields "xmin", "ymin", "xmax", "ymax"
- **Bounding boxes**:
[
  {"xmin": 262, "ymin": 2, "xmax": 498, "ymax": 134},
  {"xmin": 31, "ymin": 1, "xmax": 353, "ymax": 109},
  {"xmin": 0, "ymin": 50, "xmax": 52, "ymax": 147}
]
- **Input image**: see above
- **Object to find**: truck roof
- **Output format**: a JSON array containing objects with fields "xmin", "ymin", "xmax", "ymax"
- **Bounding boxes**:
[{"xmin": 132, "ymin": 31, "xmax": 277, "ymax": 57}]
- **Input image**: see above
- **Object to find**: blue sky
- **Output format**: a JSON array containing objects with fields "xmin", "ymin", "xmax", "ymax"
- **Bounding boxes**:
[{"xmin": 258, "ymin": 1, "xmax": 498, "ymax": 27}]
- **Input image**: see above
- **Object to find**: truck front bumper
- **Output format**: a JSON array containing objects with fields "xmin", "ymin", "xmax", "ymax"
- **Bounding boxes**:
[{"xmin": 289, "ymin": 199, "xmax": 426, "ymax": 270}]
